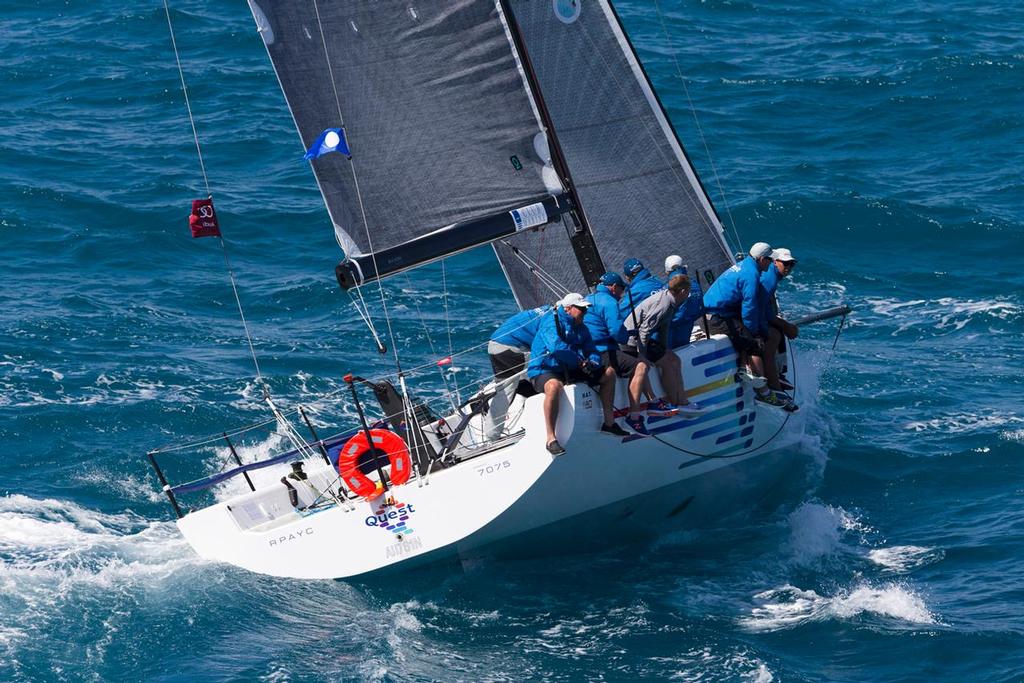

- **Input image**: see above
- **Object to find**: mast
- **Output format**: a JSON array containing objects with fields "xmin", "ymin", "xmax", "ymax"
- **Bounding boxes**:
[{"xmin": 497, "ymin": 0, "xmax": 605, "ymax": 288}]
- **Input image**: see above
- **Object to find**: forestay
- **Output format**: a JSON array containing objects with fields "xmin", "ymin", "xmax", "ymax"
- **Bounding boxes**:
[
  {"xmin": 247, "ymin": 0, "xmax": 565, "ymax": 283},
  {"xmin": 495, "ymin": 0, "xmax": 735, "ymax": 310}
]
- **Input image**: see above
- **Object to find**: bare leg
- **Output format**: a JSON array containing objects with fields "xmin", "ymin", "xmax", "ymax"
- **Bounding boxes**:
[
  {"xmin": 628, "ymin": 361, "xmax": 648, "ymax": 418},
  {"xmin": 748, "ymin": 353, "xmax": 765, "ymax": 379},
  {"xmin": 656, "ymin": 354, "xmax": 687, "ymax": 405},
  {"xmin": 543, "ymin": 378, "xmax": 564, "ymax": 444},
  {"xmin": 600, "ymin": 366, "xmax": 617, "ymax": 426}
]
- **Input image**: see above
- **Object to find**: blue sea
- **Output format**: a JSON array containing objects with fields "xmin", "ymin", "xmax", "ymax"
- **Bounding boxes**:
[{"xmin": 2, "ymin": 1, "xmax": 1023, "ymax": 680}]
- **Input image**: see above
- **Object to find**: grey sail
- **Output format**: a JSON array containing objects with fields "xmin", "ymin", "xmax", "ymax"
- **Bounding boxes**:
[
  {"xmin": 247, "ymin": 0, "xmax": 568, "ymax": 286},
  {"xmin": 495, "ymin": 0, "xmax": 735, "ymax": 310}
]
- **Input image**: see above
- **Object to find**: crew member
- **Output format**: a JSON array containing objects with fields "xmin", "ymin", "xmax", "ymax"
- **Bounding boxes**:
[
  {"xmin": 619, "ymin": 258, "xmax": 664, "ymax": 320},
  {"xmin": 584, "ymin": 272, "xmax": 632, "ymax": 437},
  {"xmin": 759, "ymin": 247, "xmax": 799, "ymax": 395},
  {"xmin": 664, "ymin": 256, "xmax": 705, "ymax": 349},
  {"xmin": 619, "ymin": 274, "xmax": 693, "ymax": 434},
  {"xmin": 703, "ymin": 242, "xmax": 789, "ymax": 408},
  {"xmin": 527, "ymin": 294, "xmax": 611, "ymax": 455},
  {"xmin": 484, "ymin": 305, "xmax": 548, "ymax": 439}
]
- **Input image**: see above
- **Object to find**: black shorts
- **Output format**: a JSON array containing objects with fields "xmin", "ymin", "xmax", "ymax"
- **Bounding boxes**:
[
  {"xmin": 601, "ymin": 348, "xmax": 638, "ymax": 377},
  {"xmin": 619, "ymin": 339, "xmax": 667, "ymax": 364},
  {"xmin": 708, "ymin": 314, "xmax": 764, "ymax": 356},
  {"xmin": 530, "ymin": 368, "xmax": 601, "ymax": 394}
]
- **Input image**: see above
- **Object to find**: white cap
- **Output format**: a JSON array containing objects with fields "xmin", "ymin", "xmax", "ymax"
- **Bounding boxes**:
[
  {"xmin": 771, "ymin": 247, "xmax": 796, "ymax": 262},
  {"xmin": 749, "ymin": 242, "xmax": 773, "ymax": 259},
  {"xmin": 664, "ymin": 254, "xmax": 684, "ymax": 273},
  {"xmin": 558, "ymin": 292, "xmax": 592, "ymax": 309}
]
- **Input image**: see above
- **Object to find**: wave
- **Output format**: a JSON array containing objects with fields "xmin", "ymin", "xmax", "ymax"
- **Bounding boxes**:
[
  {"xmin": 867, "ymin": 546, "xmax": 945, "ymax": 574},
  {"xmin": 740, "ymin": 582, "xmax": 937, "ymax": 633},
  {"xmin": 0, "ymin": 494, "xmax": 203, "ymax": 669}
]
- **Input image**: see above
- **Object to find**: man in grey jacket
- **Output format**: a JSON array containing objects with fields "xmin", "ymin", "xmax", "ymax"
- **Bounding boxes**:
[{"xmin": 619, "ymin": 273, "xmax": 693, "ymax": 434}]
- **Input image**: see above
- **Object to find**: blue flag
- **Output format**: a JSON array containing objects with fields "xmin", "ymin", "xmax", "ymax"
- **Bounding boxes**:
[{"xmin": 304, "ymin": 127, "xmax": 351, "ymax": 160}]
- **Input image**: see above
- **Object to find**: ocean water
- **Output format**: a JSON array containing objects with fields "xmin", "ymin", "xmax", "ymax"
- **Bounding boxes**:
[{"xmin": 2, "ymin": 0, "xmax": 1023, "ymax": 680}]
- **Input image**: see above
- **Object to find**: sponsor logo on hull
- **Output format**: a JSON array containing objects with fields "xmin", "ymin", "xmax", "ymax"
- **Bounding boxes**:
[{"xmin": 365, "ymin": 501, "xmax": 417, "ymax": 537}]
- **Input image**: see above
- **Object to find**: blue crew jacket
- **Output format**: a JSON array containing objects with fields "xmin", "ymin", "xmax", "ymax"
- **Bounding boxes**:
[
  {"xmin": 526, "ymin": 308, "xmax": 600, "ymax": 379},
  {"xmin": 758, "ymin": 264, "xmax": 782, "ymax": 331},
  {"xmin": 667, "ymin": 266, "xmax": 704, "ymax": 349},
  {"xmin": 489, "ymin": 305, "xmax": 549, "ymax": 350},
  {"xmin": 702, "ymin": 256, "xmax": 764, "ymax": 335},
  {"xmin": 618, "ymin": 268, "xmax": 663, "ymax": 320},
  {"xmin": 583, "ymin": 288, "xmax": 624, "ymax": 352}
]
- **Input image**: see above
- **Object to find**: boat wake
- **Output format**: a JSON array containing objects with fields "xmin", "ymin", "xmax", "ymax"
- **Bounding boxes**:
[
  {"xmin": 740, "ymin": 582, "xmax": 937, "ymax": 633},
  {"xmin": 0, "ymin": 494, "xmax": 201, "ymax": 666}
]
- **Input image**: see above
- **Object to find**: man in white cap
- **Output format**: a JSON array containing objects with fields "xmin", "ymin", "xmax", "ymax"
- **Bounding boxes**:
[
  {"xmin": 664, "ymin": 254, "xmax": 684, "ymax": 276},
  {"xmin": 526, "ymin": 293, "xmax": 616, "ymax": 454},
  {"xmin": 702, "ymin": 242, "xmax": 792, "ymax": 408},
  {"xmin": 759, "ymin": 247, "xmax": 799, "ymax": 395}
]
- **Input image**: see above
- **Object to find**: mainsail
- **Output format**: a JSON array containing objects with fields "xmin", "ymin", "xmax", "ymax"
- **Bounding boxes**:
[
  {"xmin": 249, "ymin": 0, "xmax": 734, "ymax": 308},
  {"xmin": 247, "ymin": 0, "xmax": 569, "ymax": 285},
  {"xmin": 494, "ymin": 0, "xmax": 735, "ymax": 309}
]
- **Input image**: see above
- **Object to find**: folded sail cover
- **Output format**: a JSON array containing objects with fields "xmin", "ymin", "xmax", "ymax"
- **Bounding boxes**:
[{"xmin": 248, "ymin": 0, "xmax": 558, "ymax": 264}]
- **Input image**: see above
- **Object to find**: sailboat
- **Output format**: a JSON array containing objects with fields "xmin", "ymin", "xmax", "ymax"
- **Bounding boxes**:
[{"xmin": 149, "ymin": 0, "xmax": 847, "ymax": 580}]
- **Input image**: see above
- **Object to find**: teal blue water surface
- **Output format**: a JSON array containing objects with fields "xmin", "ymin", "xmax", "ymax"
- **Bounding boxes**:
[{"xmin": 2, "ymin": 1, "xmax": 1023, "ymax": 681}]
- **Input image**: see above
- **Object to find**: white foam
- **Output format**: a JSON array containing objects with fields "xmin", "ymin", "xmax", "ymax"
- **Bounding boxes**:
[
  {"xmin": 740, "ymin": 582, "xmax": 936, "ymax": 632},
  {"xmin": 659, "ymin": 648, "xmax": 775, "ymax": 682},
  {"xmin": 905, "ymin": 412, "xmax": 1024, "ymax": 435},
  {"xmin": 864, "ymin": 296, "xmax": 1020, "ymax": 334},
  {"xmin": 0, "ymin": 495, "xmax": 202, "ymax": 608},
  {"xmin": 867, "ymin": 545, "xmax": 944, "ymax": 573},
  {"xmin": 786, "ymin": 502, "xmax": 868, "ymax": 565}
]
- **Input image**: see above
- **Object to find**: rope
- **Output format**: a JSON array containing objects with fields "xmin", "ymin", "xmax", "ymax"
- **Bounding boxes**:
[
  {"xmin": 652, "ymin": 0, "xmax": 744, "ymax": 254},
  {"xmin": 441, "ymin": 259, "xmax": 461, "ymax": 400},
  {"xmin": 646, "ymin": 338, "xmax": 798, "ymax": 459},
  {"xmin": 163, "ymin": 0, "xmax": 269, "ymax": 400},
  {"xmin": 311, "ymin": 0, "xmax": 402, "ymax": 374},
  {"xmin": 162, "ymin": 0, "xmax": 210, "ymax": 198},
  {"xmin": 499, "ymin": 239, "xmax": 570, "ymax": 299}
]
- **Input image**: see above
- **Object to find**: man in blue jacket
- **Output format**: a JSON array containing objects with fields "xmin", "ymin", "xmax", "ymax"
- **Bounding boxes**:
[
  {"xmin": 527, "ymin": 293, "xmax": 617, "ymax": 454},
  {"xmin": 485, "ymin": 304, "xmax": 549, "ymax": 439},
  {"xmin": 703, "ymin": 241, "xmax": 788, "ymax": 407},
  {"xmin": 664, "ymin": 257, "xmax": 706, "ymax": 349},
  {"xmin": 584, "ymin": 272, "xmax": 634, "ymax": 436},
  {"xmin": 759, "ymin": 247, "xmax": 799, "ymax": 395},
  {"xmin": 619, "ymin": 258, "xmax": 664, "ymax": 321}
]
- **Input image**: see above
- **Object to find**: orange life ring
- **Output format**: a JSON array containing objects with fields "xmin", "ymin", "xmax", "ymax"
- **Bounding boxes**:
[{"xmin": 338, "ymin": 429, "xmax": 412, "ymax": 498}]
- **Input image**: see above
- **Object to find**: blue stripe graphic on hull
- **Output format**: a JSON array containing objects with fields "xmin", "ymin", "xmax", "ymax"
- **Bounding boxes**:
[
  {"xmin": 691, "ymin": 346, "xmax": 734, "ymax": 366},
  {"xmin": 704, "ymin": 360, "xmax": 737, "ymax": 378}
]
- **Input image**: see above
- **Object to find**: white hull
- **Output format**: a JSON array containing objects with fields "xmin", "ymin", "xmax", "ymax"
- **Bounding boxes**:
[{"xmin": 177, "ymin": 337, "xmax": 807, "ymax": 579}]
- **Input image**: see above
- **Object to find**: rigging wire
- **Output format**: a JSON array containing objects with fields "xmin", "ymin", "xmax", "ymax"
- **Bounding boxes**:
[
  {"xmin": 440, "ymin": 259, "xmax": 462, "ymax": 402},
  {"xmin": 651, "ymin": 0, "xmax": 744, "ymax": 254},
  {"xmin": 163, "ymin": 0, "xmax": 269, "ymax": 400},
  {"xmin": 311, "ymin": 0, "xmax": 402, "ymax": 375}
]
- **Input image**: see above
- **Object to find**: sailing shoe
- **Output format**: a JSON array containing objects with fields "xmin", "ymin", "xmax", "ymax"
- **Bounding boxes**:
[
  {"xmin": 779, "ymin": 376, "xmax": 795, "ymax": 391},
  {"xmin": 773, "ymin": 390, "xmax": 800, "ymax": 413},
  {"xmin": 646, "ymin": 399, "xmax": 678, "ymax": 417},
  {"xmin": 546, "ymin": 439, "xmax": 566, "ymax": 456},
  {"xmin": 625, "ymin": 415, "xmax": 649, "ymax": 435},
  {"xmin": 755, "ymin": 390, "xmax": 790, "ymax": 409},
  {"xmin": 736, "ymin": 368, "xmax": 767, "ymax": 389},
  {"xmin": 601, "ymin": 422, "xmax": 629, "ymax": 437}
]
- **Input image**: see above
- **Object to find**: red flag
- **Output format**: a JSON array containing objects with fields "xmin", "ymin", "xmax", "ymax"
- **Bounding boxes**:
[{"xmin": 189, "ymin": 198, "xmax": 221, "ymax": 238}]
